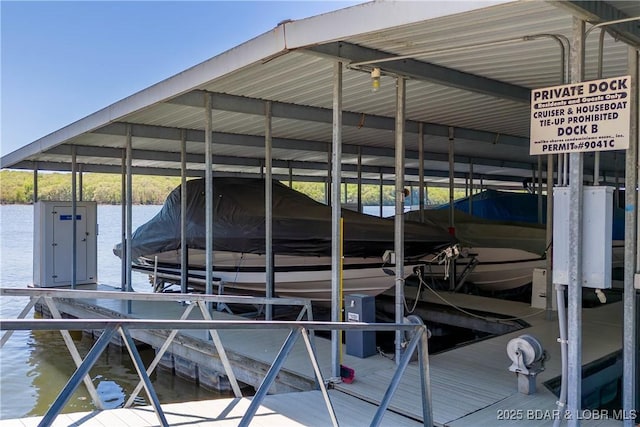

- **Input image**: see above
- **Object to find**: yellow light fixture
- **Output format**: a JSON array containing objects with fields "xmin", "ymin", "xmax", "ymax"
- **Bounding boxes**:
[{"xmin": 371, "ymin": 67, "xmax": 381, "ymax": 92}]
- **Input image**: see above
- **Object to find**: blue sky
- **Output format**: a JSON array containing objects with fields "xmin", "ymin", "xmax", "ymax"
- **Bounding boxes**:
[{"xmin": 1, "ymin": 1, "xmax": 363, "ymax": 157}]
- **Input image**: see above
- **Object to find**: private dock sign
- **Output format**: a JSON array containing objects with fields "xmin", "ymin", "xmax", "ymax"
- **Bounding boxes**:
[{"xmin": 530, "ymin": 75, "xmax": 630, "ymax": 155}]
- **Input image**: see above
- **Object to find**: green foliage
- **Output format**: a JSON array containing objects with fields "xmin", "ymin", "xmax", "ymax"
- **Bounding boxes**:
[{"xmin": 1, "ymin": 170, "xmax": 468, "ymax": 206}]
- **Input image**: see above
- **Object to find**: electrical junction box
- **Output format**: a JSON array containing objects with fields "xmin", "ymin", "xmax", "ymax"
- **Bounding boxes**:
[
  {"xmin": 33, "ymin": 201, "xmax": 98, "ymax": 287},
  {"xmin": 552, "ymin": 186, "xmax": 612, "ymax": 289},
  {"xmin": 345, "ymin": 294, "xmax": 376, "ymax": 358}
]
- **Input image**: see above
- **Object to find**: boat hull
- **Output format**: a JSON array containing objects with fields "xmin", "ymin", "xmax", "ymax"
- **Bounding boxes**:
[{"xmin": 134, "ymin": 250, "xmax": 422, "ymax": 301}]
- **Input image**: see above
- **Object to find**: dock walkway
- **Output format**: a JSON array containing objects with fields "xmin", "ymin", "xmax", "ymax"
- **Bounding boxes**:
[{"xmin": 1, "ymin": 286, "xmax": 628, "ymax": 426}]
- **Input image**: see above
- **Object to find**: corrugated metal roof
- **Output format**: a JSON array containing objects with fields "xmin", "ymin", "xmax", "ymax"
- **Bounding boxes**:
[{"xmin": 2, "ymin": 0, "xmax": 638, "ymax": 188}]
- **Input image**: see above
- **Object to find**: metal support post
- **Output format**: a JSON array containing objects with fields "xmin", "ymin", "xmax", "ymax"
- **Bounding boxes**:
[
  {"xmin": 126, "ymin": 126, "xmax": 133, "ymax": 301},
  {"xmin": 180, "ymin": 130, "xmax": 188, "ymax": 294},
  {"xmin": 623, "ymin": 45, "xmax": 639, "ymax": 426},
  {"xmin": 121, "ymin": 151, "xmax": 126, "ymax": 291},
  {"xmin": 331, "ymin": 61, "xmax": 343, "ymax": 379},
  {"xmin": 469, "ymin": 160, "xmax": 474, "ymax": 216},
  {"xmin": 33, "ymin": 162, "xmax": 38, "ymax": 203},
  {"xmin": 265, "ymin": 100, "xmax": 274, "ymax": 321},
  {"xmin": 448, "ymin": 127, "xmax": 455, "ymax": 291},
  {"xmin": 357, "ymin": 145, "xmax": 362, "ymax": 213},
  {"xmin": 205, "ymin": 93, "xmax": 214, "ymax": 303},
  {"xmin": 71, "ymin": 146, "xmax": 77, "ymax": 289},
  {"xmin": 418, "ymin": 123, "xmax": 425, "ymax": 222},
  {"xmin": 567, "ymin": 18, "xmax": 584, "ymax": 426},
  {"xmin": 394, "ymin": 76, "xmax": 406, "ymax": 364},
  {"xmin": 546, "ymin": 155, "xmax": 554, "ymax": 318},
  {"xmin": 379, "ymin": 169, "xmax": 384, "ymax": 218}
]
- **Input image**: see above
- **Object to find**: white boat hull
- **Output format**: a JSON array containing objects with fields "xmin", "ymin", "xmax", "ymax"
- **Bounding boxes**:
[{"xmin": 135, "ymin": 249, "xmax": 421, "ymax": 301}]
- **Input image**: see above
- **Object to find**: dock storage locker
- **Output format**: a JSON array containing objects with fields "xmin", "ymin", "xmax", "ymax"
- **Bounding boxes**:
[{"xmin": 33, "ymin": 201, "xmax": 98, "ymax": 287}]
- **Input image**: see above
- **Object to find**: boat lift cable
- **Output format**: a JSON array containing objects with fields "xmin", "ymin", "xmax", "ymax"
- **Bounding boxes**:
[{"xmin": 414, "ymin": 270, "xmax": 546, "ymax": 322}]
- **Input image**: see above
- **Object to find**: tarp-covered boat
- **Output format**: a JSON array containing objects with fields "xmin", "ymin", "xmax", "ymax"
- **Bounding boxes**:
[
  {"xmin": 413, "ymin": 189, "xmax": 624, "ymax": 291},
  {"xmin": 114, "ymin": 177, "xmax": 457, "ymax": 300},
  {"xmin": 406, "ymin": 209, "xmax": 547, "ymax": 291}
]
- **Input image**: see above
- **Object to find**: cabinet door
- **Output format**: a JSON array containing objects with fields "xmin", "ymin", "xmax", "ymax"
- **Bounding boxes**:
[{"xmin": 52, "ymin": 206, "xmax": 87, "ymax": 283}]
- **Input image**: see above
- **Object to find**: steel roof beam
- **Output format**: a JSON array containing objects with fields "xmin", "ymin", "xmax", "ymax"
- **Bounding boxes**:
[
  {"xmin": 89, "ymin": 123, "xmax": 536, "ymax": 171},
  {"xmin": 9, "ymin": 159, "xmax": 533, "ymax": 184},
  {"xmin": 305, "ymin": 42, "xmax": 531, "ymax": 103},
  {"xmin": 553, "ymin": 1, "xmax": 640, "ymax": 47},
  {"xmin": 168, "ymin": 90, "xmax": 529, "ymax": 147}
]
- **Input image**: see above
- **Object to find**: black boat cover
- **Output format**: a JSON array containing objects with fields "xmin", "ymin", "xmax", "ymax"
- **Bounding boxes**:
[{"xmin": 113, "ymin": 178, "xmax": 456, "ymax": 260}]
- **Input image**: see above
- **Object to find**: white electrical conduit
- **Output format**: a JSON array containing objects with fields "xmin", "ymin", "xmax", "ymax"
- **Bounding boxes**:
[{"xmin": 554, "ymin": 283, "xmax": 568, "ymax": 427}]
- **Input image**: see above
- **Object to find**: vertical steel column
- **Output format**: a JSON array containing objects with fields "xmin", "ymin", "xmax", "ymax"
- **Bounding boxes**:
[
  {"xmin": 394, "ymin": 76, "xmax": 406, "ymax": 364},
  {"xmin": 379, "ymin": 169, "xmax": 384, "ymax": 218},
  {"xmin": 78, "ymin": 165, "xmax": 83, "ymax": 202},
  {"xmin": 121, "ymin": 151, "xmax": 126, "ymax": 291},
  {"xmin": 33, "ymin": 162, "xmax": 38, "ymax": 203},
  {"xmin": 546, "ymin": 155, "xmax": 554, "ymax": 318},
  {"xmin": 288, "ymin": 161, "xmax": 293, "ymax": 187},
  {"xmin": 326, "ymin": 148, "xmax": 332, "ymax": 204},
  {"xmin": 469, "ymin": 160, "xmax": 474, "ymax": 216},
  {"xmin": 357, "ymin": 146, "xmax": 362, "ymax": 213},
  {"xmin": 265, "ymin": 101, "xmax": 274, "ymax": 321},
  {"xmin": 126, "ymin": 126, "xmax": 133, "ymax": 298},
  {"xmin": 538, "ymin": 156, "xmax": 543, "ymax": 224},
  {"xmin": 331, "ymin": 61, "xmax": 343, "ymax": 379},
  {"xmin": 448, "ymin": 127, "xmax": 455, "ymax": 291},
  {"xmin": 418, "ymin": 123, "xmax": 425, "ymax": 222},
  {"xmin": 623, "ymin": 45, "xmax": 639, "ymax": 426},
  {"xmin": 567, "ymin": 18, "xmax": 584, "ymax": 426},
  {"xmin": 205, "ymin": 94, "xmax": 214, "ymax": 299},
  {"xmin": 71, "ymin": 146, "xmax": 77, "ymax": 289},
  {"xmin": 180, "ymin": 130, "xmax": 188, "ymax": 295},
  {"xmin": 448, "ymin": 127, "xmax": 455, "ymax": 230}
]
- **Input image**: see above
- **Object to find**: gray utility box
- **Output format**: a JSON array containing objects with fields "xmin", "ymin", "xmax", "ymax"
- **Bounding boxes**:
[
  {"xmin": 345, "ymin": 294, "xmax": 376, "ymax": 358},
  {"xmin": 33, "ymin": 201, "xmax": 98, "ymax": 287},
  {"xmin": 553, "ymin": 186, "xmax": 612, "ymax": 289}
]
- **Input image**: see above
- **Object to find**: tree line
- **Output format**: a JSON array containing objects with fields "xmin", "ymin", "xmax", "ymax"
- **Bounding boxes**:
[{"xmin": 0, "ymin": 170, "xmax": 462, "ymax": 206}]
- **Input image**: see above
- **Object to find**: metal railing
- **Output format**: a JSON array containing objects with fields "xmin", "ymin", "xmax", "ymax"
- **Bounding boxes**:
[{"xmin": 1, "ymin": 288, "xmax": 434, "ymax": 427}]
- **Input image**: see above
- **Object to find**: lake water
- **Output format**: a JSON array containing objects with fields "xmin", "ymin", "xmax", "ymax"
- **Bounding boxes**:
[{"xmin": 0, "ymin": 204, "xmax": 222, "ymax": 420}]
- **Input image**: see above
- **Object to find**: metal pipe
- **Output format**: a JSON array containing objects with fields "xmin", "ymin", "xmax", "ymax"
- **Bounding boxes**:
[
  {"xmin": 71, "ymin": 146, "xmax": 77, "ymax": 289},
  {"xmin": 418, "ymin": 123, "xmax": 425, "ymax": 222},
  {"xmin": 205, "ymin": 94, "xmax": 213, "ymax": 299},
  {"xmin": 546, "ymin": 155, "xmax": 554, "ymax": 318},
  {"xmin": 448, "ymin": 127, "xmax": 455, "ymax": 291},
  {"xmin": 394, "ymin": 76, "xmax": 406, "ymax": 364},
  {"xmin": 379, "ymin": 169, "xmax": 384, "ymax": 218},
  {"xmin": 330, "ymin": 61, "xmax": 343, "ymax": 379},
  {"xmin": 121, "ymin": 150, "xmax": 126, "ymax": 291},
  {"xmin": 538, "ymin": 156, "xmax": 543, "ymax": 224},
  {"xmin": 126, "ymin": 125, "xmax": 133, "ymax": 298},
  {"xmin": 78, "ymin": 164, "xmax": 83, "ymax": 202},
  {"xmin": 265, "ymin": 101, "xmax": 274, "ymax": 321},
  {"xmin": 469, "ymin": 160, "xmax": 474, "ymax": 216},
  {"xmin": 180, "ymin": 130, "xmax": 188, "ymax": 294},
  {"xmin": 593, "ymin": 29, "xmax": 606, "ymax": 186},
  {"xmin": 357, "ymin": 145, "xmax": 362, "ymax": 213},
  {"xmin": 623, "ymin": 45, "xmax": 639, "ymax": 426},
  {"xmin": 553, "ymin": 284, "xmax": 568, "ymax": 427},
  {"xmin": 567, "ymin": 18, "xmax": 585, "ymax": 426},
  {"xmin": 33, "ymin": 162, "xmax": 38, "ymax": 203}
]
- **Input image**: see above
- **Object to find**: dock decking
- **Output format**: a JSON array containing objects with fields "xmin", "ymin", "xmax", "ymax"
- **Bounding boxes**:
[{"xmin": 1, "ymin": 285, "xmax": 628, "ymax": 426}]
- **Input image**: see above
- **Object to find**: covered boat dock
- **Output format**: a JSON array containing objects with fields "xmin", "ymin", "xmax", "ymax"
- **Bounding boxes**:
[{"xmin": 1, "ymin": 1, "xmax": 639, "ymax": 425}]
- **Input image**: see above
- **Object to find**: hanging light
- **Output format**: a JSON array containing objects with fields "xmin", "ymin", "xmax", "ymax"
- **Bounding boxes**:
[{"xmin": 371, "ymin": 67, "xmax": 381, "ymax": 92}]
